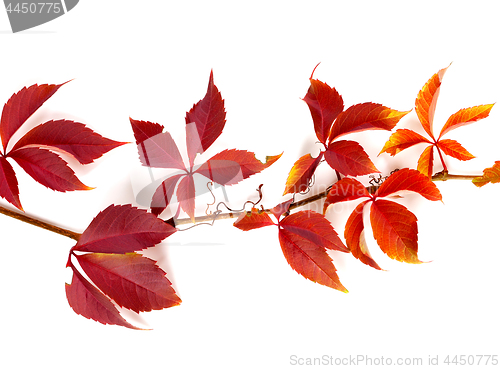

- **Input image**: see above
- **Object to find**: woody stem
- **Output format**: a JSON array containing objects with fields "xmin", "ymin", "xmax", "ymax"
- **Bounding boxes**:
[{"xmin": 0, "ymin": 205, "xmax": 81, "ymax": 241}]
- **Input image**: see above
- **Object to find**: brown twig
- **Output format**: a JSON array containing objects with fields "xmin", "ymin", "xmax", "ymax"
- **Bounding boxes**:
[{"xmin": 0, "ymin": 205, "xmax": 81, "ymax": 241}]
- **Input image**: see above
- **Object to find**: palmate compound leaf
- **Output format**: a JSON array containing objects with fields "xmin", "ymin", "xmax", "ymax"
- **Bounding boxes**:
[
  {"xmin": 67, "ymin": 204, "xmax": 180, "ymax": 328},
  {"xmin": 380, "ymin": 66, "xmax": 494, "ymax": 178},
  {"xmin": 288, "ymin": 69, "xmax": 410, "ymax": 195},
  {"xmin": 325, "ymin": 169, "xmax": 442, "ymax": 268},
  {"xmin": 0, "ymin": 82, "xmax": 126, "ymax": 210},
  {"xmin": 473, "ymin": 161, "xmax": 500, "ymax": 187}
]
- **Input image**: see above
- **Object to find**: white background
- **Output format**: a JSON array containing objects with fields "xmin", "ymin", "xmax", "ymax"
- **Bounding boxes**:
[{"xmin": 1, "ymin": 1, "xmax": 499, "ymax": 368}]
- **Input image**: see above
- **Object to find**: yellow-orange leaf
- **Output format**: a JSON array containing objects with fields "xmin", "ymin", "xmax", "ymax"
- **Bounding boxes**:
[
  {"xmin": 473, "ymin": 161, "xmax": 500, "ymax": 187},
  {"xmin": 379, "ymin": 129, "xmax": 431, "ymax": 156},
  {"xmin": 415, "ymin": 66, "xmax": 448, "ymax": 139},
  {"xmin": 438, "ymin": 104, "xmax": 495, "ymax": 139},
  {"xmin": 417, "ymin": 145, "xmax": 434, "ymax": 178},
  {"xmin": 437, "ymin": 139, "xmax": 474, "ymax": 161},
  {"xmin": 283, "ymin": 152, "xmax": 323, "ymax": 195}
]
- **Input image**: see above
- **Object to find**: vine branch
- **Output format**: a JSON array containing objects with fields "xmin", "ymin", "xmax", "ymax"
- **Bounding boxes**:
[{"xmin": 0, "ymin": 170, "xmax": 483, "ymax": 234}]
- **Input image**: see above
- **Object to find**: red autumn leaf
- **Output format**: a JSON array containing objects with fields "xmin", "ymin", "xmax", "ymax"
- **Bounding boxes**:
[
  {"xmin": 324, "ymin": 140, "xmax": 379, "ymax": 176},
  {"xmin": 150, "ymin": 174, "xmax": 185, "ymax": 216},
  {"xmin": 195, "ymin": 149, "xmax": 282, "ymax": 186},
  {"xmin": 0, "ymin": 156, "xmax": 21, "ymax": 210},
  {"xmin": 73, "ymin": 204, "xmax": 176, "ymax": 253},
  {"xmin": 370, "ymin": 199, "xmax": 421, "ymax": 264},
  {"xmin": 65, "ymin": 263, "xmax": 141, "ymax": 330},
  {"xmin": 278, "ymin": 210, "xmax": 348, "ymax": 292},
  {"xmin": 177, "ymin": 174, "xmax": 196, "ymax": 222},
  {"xmin": 129, "ymin": 118, "xmax": 164, "ymax": 145},
  {"xmin": 303, "ymin": 77, "xmax": 343, "ymax": 145},
  {"xmin": 270, "ymin": 198, "xmax": 293, "ymax": 221},
  {"xmin": 233, "ymin": 207, "xmax": 276, "ymax": 231},
  {"xmin": 137, "ymin": 131, "xmax": 186, "ymax": 170},
  {"xmin": 329, "ymin": 103, "xmax": 410, "ymax": 142},
  {"xmin": 437, "ymin": 139, "xmax": 475, "ymax": 161},
  {"xmin": 185, "ymin": 70, "xmax": 226, "ymax": 163},
  {"xmin": 374, "ymin": 168, "xmax": 442, "ymax": 201},
  {"xmin": 415, "ymin": 65, "xmax": 448, "ymax": 140},
  {"xmin": 280, "ymin": 211, "xmax": 348, "ymax": 252},
  {"xmin": 75, "ymin": 252, "xmax": 181, "ymax": 313},
  {"xmin": 11, "ymin": 120, "xmax": 126, "ymax": 164},
  {"xmin": 379, "ymin": 129, "xmax": 432, "ymax": 156},
  {"xmin": 323, "ymin": 177, "xmax": 371, "ymax": 214},
  {"xmin": 0, "ymin": 82, "xmax": 124, "ymax": 210},
  {"xmin": 9, "ymin": 147, "xmax": 92, "ymax": 192},
  {"xmin": 283, "ymin": 152, "xmax": 324, "ymax": 195},
  {"xmin": 344, "ymin": 200, "xmax": 382, "ymax": 270},
  {"xmin": 473, "ymin": 161, "xmax": 500, "ymax": 187},
  {"xmin": 0, "ymin": 81, "xmax": 67, "ymax": 151},
  {"xmin": 438, "ymin": 104, "xmax": 495, "ymax": 139}
]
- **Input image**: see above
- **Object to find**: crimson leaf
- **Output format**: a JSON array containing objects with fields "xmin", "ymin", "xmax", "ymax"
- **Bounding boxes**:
[{"xmin": 73, "ymin": 204, "xmax": 176, "ymax": 253}]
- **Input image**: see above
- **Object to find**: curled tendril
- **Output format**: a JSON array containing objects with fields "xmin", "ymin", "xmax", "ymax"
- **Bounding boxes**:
[
  {"xmin": 216, "ymin": 184, "xmax": 264, "ymax": 214},
  {"xmin": 205, "ymin": 181, "xmax": 216, "ymax": 216}
]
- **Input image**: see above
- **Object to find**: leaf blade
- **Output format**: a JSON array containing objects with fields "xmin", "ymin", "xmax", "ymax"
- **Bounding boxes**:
[
  {"xmin": 137, "ymin": 131, "xmax": 186, "ymax": 170},
  {"xmin": 185, "ymin": 70, "xmax": 226, "ymax": 161},
  {"xmin": 437, "ymin": 139, "xmax": 475, "ymax": 161},
  {"xmin": 415, "ymin": 66, "xmax": 448, "ymax": 139},
  {"xmin": 370, "ymin": 199, "xmax": 421, "ymax": 263},
  {"xmin": 9, "ymin": 147, "xmax": 92, "ymax": 192},
  {"xmin": 74, "ymin": 204, "xmax": 176, "ymax": 253},
  {"xmin": 324, "ymin": 140, "xmax": 379, "ymax": 176},
  {"xmin": 329, "ymin": 103, "xmax": 410, "ymax": 142},
  {"xmin": 278, "ymin": 211, "xmax": 348, "ymax": 292},
  {"xmin": 0, "ymin": 82, "xmax": 66, "ymax": 151},
  {"xmin": 344, "ymin": 201, "xmax": 382, "ymax": 270},
  {"xmin": 438, "ymin": 104, "xmax": 495, "ymax": 139},
  {"xmin": 76, "ymin": 252, "xmax": 182, "ymax": 313},
  {"xmin": 323, "ymin": 177, "xmax": 371, "ymax": 214},
  {"xmin": 12, "ymin": 120, "xmax": 127, "ymax": 164},
  {"xmin": 303, "ymin": 78, "xmax": 343, "ymax": 144},
  {"xmin": 283, "ymin": 152, "xmax": 324, "ymax": 195},
  {"xmin": 0, "ymin": 156, "xmax": 22, "ymax": 210},
  {"xmin": 233, "ymin": 207, "xmax": 275, "ymax": 231},
  {"xmin": 195, "ymin": 149, "xmax": 281, "ymax": 186},
  {"xmin": 473, "ymin": 161, "xmax": 500, "ymax": 187},
  {"xmin": 129, "ymin": 118, "xmax": 164, "ymax": 145},
  {"xmin": 65, "ymin": 263, "xmax": 141, "ymax": 330},
  {"xmin": 374, "ymin": 168, "xmax": 442, "ymax": 201},
  {"xmin": 379, "ymin": 129, "xmax": 432, "ymax": 156}
]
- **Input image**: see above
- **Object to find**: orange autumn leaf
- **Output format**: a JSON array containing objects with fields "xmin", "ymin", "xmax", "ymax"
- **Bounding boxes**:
[
  {"xmin": 473, "ymin": 161, "xmax": 500, "ymax": 187},
  {"xmin": 380, "ymin": 65, "xmax": 494, "ymax": 177}
]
